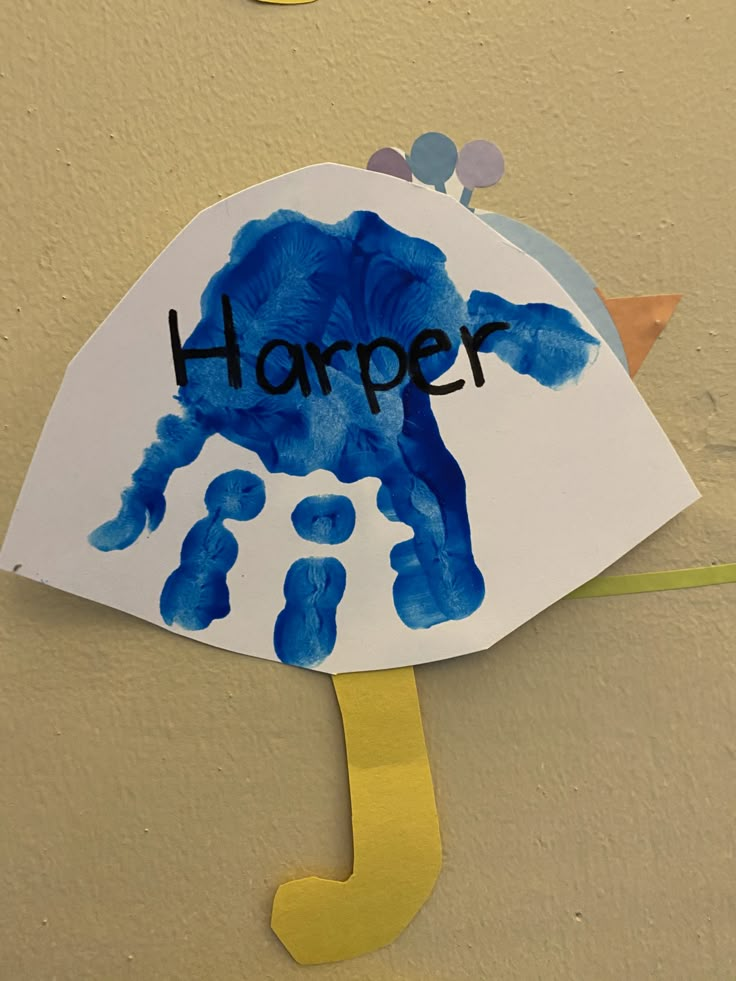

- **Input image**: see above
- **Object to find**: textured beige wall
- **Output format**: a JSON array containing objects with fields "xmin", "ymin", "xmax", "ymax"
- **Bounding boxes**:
[{"xmin": 1, "ymin": 1, "xmax": 735, "ymax": 978}]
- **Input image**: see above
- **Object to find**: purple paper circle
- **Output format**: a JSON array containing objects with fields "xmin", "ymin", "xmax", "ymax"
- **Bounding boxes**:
[
  {"xmin": 456, "ymin": 140, "xmax": 505, "ymax": 189},
  {"xmin": 367, "ymin": 148, "xmax": 413, "ymax": 182}
]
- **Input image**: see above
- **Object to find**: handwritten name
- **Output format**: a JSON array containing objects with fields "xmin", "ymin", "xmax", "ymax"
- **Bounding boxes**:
[{"xmin": 169, "ymin": 294, "xmax": 509, "ymax": 415}]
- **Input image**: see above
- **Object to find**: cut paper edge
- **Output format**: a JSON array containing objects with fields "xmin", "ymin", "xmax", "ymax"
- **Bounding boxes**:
[
  {"xmin": 597, "ymin": 291, "xmax": 682, "ymax": 377},
  {"xmin": 271, "ymin": 666, "xmax": 441, "ymax": 964},
  {"xmin": 567, "ymin": 562, "xmax": 736, "ymax": 599}
]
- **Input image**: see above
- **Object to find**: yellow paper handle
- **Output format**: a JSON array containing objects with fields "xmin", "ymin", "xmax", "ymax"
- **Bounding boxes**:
[{"xmin": 271, "ymin": 666, "xmax": 442, "ymax": 965}]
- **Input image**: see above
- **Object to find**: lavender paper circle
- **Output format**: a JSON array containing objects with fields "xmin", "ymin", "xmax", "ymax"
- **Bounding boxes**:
[
  {"xmin": 456, "ymin": 140, "xmax": 505, "ymax": 189},
  {"xmin": 367, "ymin": 148, "xmax": 413, "ymax": 182}
]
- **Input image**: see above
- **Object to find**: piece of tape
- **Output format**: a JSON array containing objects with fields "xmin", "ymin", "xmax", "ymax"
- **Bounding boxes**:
[{"xmin": 596, "ymin": 291, "xmax": 682, "ymax": 376}]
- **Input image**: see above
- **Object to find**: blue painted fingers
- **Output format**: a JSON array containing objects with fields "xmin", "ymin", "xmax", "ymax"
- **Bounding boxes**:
[
  {"xmin": 290, "ymin": 494, "xmax": 356, "ymax": 545},
  {"xmin": 273, "ymin": 494, "xmax": 355, "ymax": 667},
  {"xmin": 160, "ymin": 470, "xmax": 265, "ymax": 630},
  {"xmin": 274, "ymin": 557, "xmax": 348, "ymax": 668}
]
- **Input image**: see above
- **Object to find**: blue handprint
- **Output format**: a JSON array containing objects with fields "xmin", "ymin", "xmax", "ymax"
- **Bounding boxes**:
[{"xmin": 89, "ymin": 210, "xmax": 599, "ymax": 666}]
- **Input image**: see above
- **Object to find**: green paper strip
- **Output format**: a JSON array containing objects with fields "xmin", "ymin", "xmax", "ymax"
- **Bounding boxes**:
[{"xmin": 568, "ymin": 563, "xmax": 736, "ymax": 599}]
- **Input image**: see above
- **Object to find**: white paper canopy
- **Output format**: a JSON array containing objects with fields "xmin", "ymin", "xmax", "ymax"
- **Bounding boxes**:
[{"xmin": 1, "ymin": 165, "xmax": 698, "ymax": 672}]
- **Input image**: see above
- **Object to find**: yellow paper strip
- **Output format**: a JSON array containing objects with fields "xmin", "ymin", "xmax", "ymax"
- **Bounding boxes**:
[
  {"xmin": 567, "ymin": 563, "xmax": 736, "ymax": 599},
  {"xmin": 271, "ymin": 666, "xmax": 441, "ymax": 965}
]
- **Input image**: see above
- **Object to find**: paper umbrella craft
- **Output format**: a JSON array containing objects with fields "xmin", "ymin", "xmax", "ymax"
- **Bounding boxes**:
[{"xmin": 1, "ymin": 135, "xmax": 699, "ymax": 964}]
